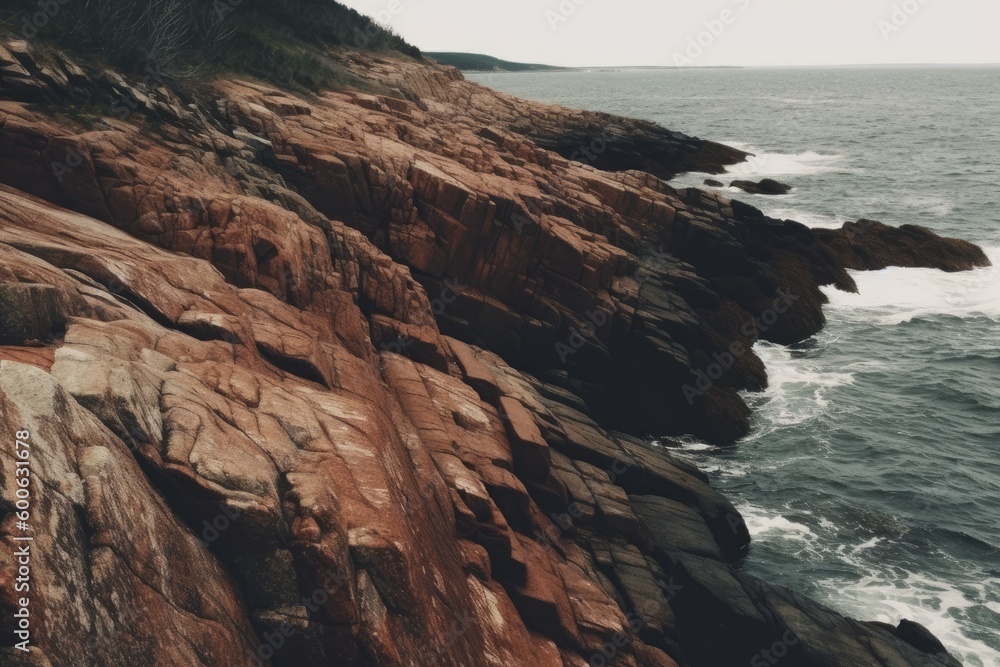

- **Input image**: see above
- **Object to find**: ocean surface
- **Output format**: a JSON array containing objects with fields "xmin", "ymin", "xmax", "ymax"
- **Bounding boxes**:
[{"xmin": 468, "ymin": 67, "xmax": 1000, "ymax": 665}]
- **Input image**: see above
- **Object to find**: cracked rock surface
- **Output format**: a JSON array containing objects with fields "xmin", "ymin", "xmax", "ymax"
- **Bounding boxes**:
[{"xmin": 0, "ymin": 39, "xmax": 982, "ymax": 666}]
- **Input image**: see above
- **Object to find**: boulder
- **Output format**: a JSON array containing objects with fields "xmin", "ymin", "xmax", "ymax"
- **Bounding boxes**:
[
  {"xmin": 730, "ymin": 178, "xmax": 793, "ymax": 195},
  {"xmin": 816, "ymin": 219, "xmax": 991, "ymax": 272}
]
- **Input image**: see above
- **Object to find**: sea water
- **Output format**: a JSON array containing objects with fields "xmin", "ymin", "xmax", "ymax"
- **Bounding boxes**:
[{"xmin": 469, "ymin": 66, "xmax": 1000, "ymax": 665}]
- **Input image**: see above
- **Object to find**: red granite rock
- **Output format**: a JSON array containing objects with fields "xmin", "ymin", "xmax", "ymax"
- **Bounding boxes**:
[{"xmin": 0, "ymin": 35, "xmax": 973, "ymax": 667}]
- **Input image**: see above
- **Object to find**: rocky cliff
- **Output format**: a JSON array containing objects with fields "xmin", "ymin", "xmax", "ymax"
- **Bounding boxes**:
[{"xmin": 0, "ymin": 36, "xmax": 988, "ymax": 667}]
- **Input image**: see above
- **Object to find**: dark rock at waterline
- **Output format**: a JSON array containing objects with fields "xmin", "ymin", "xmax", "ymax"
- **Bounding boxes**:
[
  {"xmin": 533, "ymin": 127, "xmax": 749, "ymax": 180},
  {"xmin": 704, "ymin": 178, "xmax": 725, "ymax": 187},
  {"xmin": 0, "ymin": 34, "xmax": 985, "ymax": 667},
  {"xmin": 629, "ymin": 495, "xmax": 728, "ymax": 561},
  {"xmin": 739, "ymin": 577, "xmax": 964, "ymax": 667},
  {"xmin": 731, "ymin": 178, "xmax": 793, "ymax": 195},
  {"xmin": 816, "ymin": 218, "xmax": 992, "ymax": 272},
  {"xmin": 895, "ymin": 619, "xmax": 956, "ymax": 657},
  {"xmin": 629, "ymin": 495, "xmax": 966, "ymax": 667}
]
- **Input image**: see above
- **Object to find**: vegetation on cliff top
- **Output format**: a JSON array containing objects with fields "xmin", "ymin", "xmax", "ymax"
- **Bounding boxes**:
[{"xmin": 1, "ymin": 0, "xmax": 421, "ymax": 89}]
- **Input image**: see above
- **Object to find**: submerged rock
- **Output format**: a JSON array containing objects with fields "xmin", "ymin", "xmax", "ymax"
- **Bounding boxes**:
[{"xmin": 730, "ymin": 178, "xmax": 793, "ymax": 195}]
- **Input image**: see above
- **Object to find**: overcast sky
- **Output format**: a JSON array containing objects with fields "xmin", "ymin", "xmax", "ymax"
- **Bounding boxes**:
[{"xmin": 339, "ymin": 0, "xmax": 1000, "ymax": 67}]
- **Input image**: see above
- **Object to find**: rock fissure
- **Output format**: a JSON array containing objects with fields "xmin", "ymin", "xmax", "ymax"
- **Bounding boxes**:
[{"xmin": 0, "ymin": 35, "xmax": 985, "ymax": 667}]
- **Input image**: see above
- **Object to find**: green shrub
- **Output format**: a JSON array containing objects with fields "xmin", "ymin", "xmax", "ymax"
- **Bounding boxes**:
[{"xmin": 2, "ymin": 0, "xmax": 421, "ymax": 89}]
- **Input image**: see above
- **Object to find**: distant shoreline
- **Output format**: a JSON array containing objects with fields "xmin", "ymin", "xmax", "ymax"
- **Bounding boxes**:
[
  {"xmin": 426, "ymin": 53, "xmax": 742, "ymax": 72},
  {"xmin": 427, "ymin": 52, "xmax": 1000, "ymax": 72}
]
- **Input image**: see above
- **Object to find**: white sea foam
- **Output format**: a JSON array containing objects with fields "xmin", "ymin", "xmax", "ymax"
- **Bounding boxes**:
[
  {"xmin": 740, "ymin": 503, "xmax": 817, "ymax": 543},
  {"xmin": 904, "ymin": 195, "xmax": 955, "ymax": 217},
  {"xmin": 760, "ymin": 207, "xmax": 847, "ymax": 228},
  {"xmin": 697, "ymin": 459, "xmax": 753, "ymax": 478},
  {"xmin": 665, "ymin": 226, "xmax": 1000, "ymax": 667},
  {"xmin": 670, "ymin": 440, "xmax": 719, "ymax": 453},
  {"xmin": 722, "ymin": 145, "xmax": 854, "ymax": 178},
  {"xmin": 823, "ymin": 247, "xmax": 1000, "ymax": 325},
  {"xmin": 818, "ymin": 569, "xmax": 1000, "ymax": 667},
  {"xmin": 651, "ymin": 434, "xmax": 718, "ymax": 451},
  {"xmin": 735, "ymin": 252, "xmax": 1000, "ymax": 665},
  {"xmin": 743, "ymin": 342, "xmax": 854, "ymax": 432},
  {"xmin": 742, "ymin": 505, "xmax": 1000, "ymax": 666},
  {"xmin": 670, "ymin": 147, "xmax": 855, "ymax": 191}
]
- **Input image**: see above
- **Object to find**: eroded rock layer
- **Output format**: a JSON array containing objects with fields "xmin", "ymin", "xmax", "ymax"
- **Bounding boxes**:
[{"xmin": 0, "ymin": 38, "xmax": 983, "ymax": 667}]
